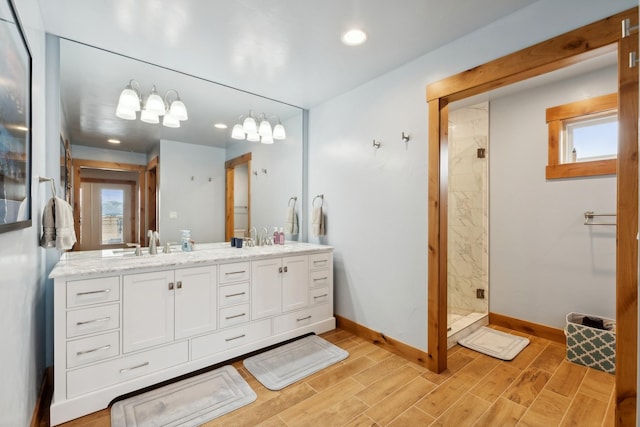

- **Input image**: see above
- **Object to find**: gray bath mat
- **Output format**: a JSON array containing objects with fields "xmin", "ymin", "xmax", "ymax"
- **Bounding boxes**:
[
  {"xmin": 243, "ymin": 335, "xmax": 349, "ymax": 390},
  {"xmin": 110, "ymin": 365, "xmax": 256, "ymax": 427},
  {"xmin": 458, "ymin": 326, "xmax": 530, "ymax": 361}
]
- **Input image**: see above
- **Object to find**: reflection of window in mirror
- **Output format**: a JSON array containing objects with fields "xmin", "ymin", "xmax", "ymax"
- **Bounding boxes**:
[{"xmin": 545, "ymin": 93, "xmax": 617, "ymax": 179}]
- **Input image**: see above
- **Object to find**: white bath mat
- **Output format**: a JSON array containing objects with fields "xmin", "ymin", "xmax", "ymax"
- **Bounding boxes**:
[
  {"xmin": 110, "ymin": 365, "xmax": 256, "ymax": 427},
  {"xmin": 243, "ymin": 335, "xmax": 349, "ymax": 390},
  {"xmin": 457, "ymin": 327, "xmax": 530, "ymax": 361}
]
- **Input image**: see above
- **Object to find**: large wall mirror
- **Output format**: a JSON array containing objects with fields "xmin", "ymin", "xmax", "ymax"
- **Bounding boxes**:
[{"xmin": 59, "ymin": 38, "xmax": 304, "ymax": 249}]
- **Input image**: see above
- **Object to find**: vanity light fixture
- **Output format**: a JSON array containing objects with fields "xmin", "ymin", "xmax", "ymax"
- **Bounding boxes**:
[
  {"xmin": 116, "ymin": 80, "xmax": 188, "ymax": 128},
  {"xmin": 341, "ymin": 28, "xmax": 367, "ymax": 46},
  {"xmin": 231, "ymin": 111, "xmax": 286, "ymax": 144},
  {"xmin": 107, "ymin": 138, "xmax": 121, "ymax": 144},
  {"xmin": 214, "ymin": 123, "xmax": 228, "ymax": 129}
]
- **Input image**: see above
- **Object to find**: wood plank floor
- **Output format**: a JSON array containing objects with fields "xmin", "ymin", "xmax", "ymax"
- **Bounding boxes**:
[{"xmin": 58, "ymin": 326, "xmax": 615, "ymax": 426}]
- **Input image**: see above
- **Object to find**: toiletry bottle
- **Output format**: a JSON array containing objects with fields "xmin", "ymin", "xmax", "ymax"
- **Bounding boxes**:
[
  {"xmin": 279, "ymin": 227, "xmax": 285, "ymax": 245},
  {"xmin": 181, "ymin": 230, "xmax": 192, "ymax": 252},
  {"xmin": 571, "ymin": 148, "xmax": 577, "ymax": 162},
  {"xmin": 273, "ymin": 227, "xmax": 278, "ymax": 245}
]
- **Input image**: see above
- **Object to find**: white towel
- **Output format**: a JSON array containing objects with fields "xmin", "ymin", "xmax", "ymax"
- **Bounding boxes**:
[
  {"xmin": 40, "ymin": 197, "xmax": 77, "ymax": 251},
  {"xmin": 284, "ymin": 206, "xmax": 298, "ymax": 235},
  {"xmin": 312, "ymin": 206, "xmax": 325, "ymax": 237}
]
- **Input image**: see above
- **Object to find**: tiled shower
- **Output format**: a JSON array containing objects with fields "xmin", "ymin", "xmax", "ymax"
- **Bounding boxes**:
[{"xmin": 447, "ymin": 102, "xmax": 489, "ymax": 347}]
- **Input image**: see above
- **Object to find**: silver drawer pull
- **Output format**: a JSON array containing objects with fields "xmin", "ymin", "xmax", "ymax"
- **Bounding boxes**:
[
  {"xmin": 120, "ymin": 362, "xmax": 149, "ymax": 374},
  {"xmin": 313, "ymin": 294, "xmax": 328, "ymax": 299},
  {"xmin": 76, "ymin": 316, "xmax": 110, "ymax": 326},
  {"xmin": 225, "ymin": 292, "xmax": 246, "ymax": 298},
  {"xmin": 313, "ymin": 277, "xmax": 328, "ymax": 281},
  {"xmin": 297, "ymin": 315, "xmax": 312, "ymax": 322},
  {"xmin": 76, "ymin": 289, "xmax": 111, "ymax": 296},
  {"xmin": 313, "ymin": 260, "xmax": 327, "ymax": 265},
  {"xmin": 225, "ymin": 334, "xmax": 246, "ymax": 342},
  {"xmin": 76, "ymin": 344, "xmax": 111, "ymax": 356},
  {"xmin": 225, "ymin": 313, "xmax": 246, "ymax": 320},
  {"xmin": 119, "ymin": 361, "xmax": 149, "ymax": 374},
  {"xmin": 225, "ymin": 270, "xmax": 246, "ymax": 275}
]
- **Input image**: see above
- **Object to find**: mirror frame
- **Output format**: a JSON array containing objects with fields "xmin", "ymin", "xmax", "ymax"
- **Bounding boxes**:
[{"xmin": 426, "ymin": 7, "xmax": 638, "ymax": 424}]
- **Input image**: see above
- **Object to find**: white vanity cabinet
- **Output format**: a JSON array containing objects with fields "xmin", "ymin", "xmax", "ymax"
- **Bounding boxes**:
[
  {"xmin": 122, "ymin": 265, "xmax": 217, "ymax": 353},
  {"xmin": 50, "ymin": 243, "xmax": 334, "ymax": 426},
  {"xmin": 251, "ymin": 255, "xmax": 309, "ymax": 319}
]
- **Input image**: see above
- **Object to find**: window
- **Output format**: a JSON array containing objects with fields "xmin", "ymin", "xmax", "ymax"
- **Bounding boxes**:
[
  {"xmin": 546, "ymin": 93, "xmax": 617, "ymax": 179},
  {"xmin": 101, "ymin": 188, "xmax": 124, "ymax": 244}
]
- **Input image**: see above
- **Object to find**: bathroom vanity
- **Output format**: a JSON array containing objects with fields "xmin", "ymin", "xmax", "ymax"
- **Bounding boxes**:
[{"xmin": 49, "ymin": 242, "xmax": 334, "ymax": 425}]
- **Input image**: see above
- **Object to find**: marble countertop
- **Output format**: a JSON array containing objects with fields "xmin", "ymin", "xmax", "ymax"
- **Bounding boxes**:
[{"xmin": 50, "ymin": 241, "xmax": 333, "ymax": 279}]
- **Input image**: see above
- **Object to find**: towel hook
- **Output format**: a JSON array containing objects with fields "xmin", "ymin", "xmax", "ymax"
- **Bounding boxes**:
[
  {"xmin": 401, "ymin": 132, "xmax": 410, "ymax": 142},
  {"xmin": 313, "ymin": 194, "xmax": 324, "ymax": 208},
  {"xmin": 288, "ymin": 196, "xmax": 297, "ymax": 208},
  {"xmin": 38, "ymin": 176, "xmax": 57, "ymax": 197}
]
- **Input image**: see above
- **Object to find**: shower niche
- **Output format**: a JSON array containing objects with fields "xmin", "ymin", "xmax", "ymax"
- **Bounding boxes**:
[{"xmin": 447, "ymin": 102, "xmax": 489, "ymax": 348}]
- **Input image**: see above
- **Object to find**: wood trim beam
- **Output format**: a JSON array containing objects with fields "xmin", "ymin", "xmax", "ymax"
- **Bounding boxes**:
[
  {"xmin": 489, "ymin": 313, "xmax": 565, "ymax": 344},
  {"xmin": 426, "ymin": 9, "xmax": 633, "ymax": 102},
  {"xmin": 546, "ymin": 93, "xmax": 617, "ymax": 122},
  {"xmin": 335, "ymin": 315, "xmax": 429, "ymax": 368},
  {"xmin": 545, "ymin": 159, "xmax": 616, "ymax": 179},
  {"xmin": 615, "ymin": 28, "xmax": 638, "ymax": 426}
]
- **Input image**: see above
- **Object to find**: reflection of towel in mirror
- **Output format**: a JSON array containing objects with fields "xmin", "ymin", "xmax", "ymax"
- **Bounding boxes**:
[
  {"xmin": 40, "ymin": 197, "xmax": 77, "ymax": 250},
  {"xmin": 284, "ymin": 206, "xmax": 298, "ymax": 235},
  {"xmin": 312, "ymin": 206, "xmax": 325, "ymax": 237}
]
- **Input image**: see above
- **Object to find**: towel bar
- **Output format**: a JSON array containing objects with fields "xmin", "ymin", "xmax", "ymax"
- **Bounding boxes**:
[
  {"xmin": 313, "ymin": 194, "xmax": 324, "ymax": 208},
  {"xmin": 584, "ymin": 211, "xmax": 616, "ymax": 226}
]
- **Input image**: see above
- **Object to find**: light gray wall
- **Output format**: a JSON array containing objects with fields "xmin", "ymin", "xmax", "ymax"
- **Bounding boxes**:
[
  {"xmin": 158, "ymin": 139, "xmax": 226, "ymax": 244},
  {"xmin": 307, "ymin": 0, "xmax": 634, "ymax": 349},
  {"xmin": 490, "ymin": 66, "xmax": 617, "ymax": 328},
  {"xmin": 0, "ymin": 0, "xmax": 48, "ymax": 425}
]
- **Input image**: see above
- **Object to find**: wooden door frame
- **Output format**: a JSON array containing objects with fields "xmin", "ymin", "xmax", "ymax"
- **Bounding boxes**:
[
  {"xmin": 426, "ymin": 8, "xmax": 638, "ymax": 426},
  {"xmin": 145, "ymin": 156, "xmax": 158, "ymax": 235},
  {"xmin": 72, "ymin": 158, "xmax": 147, "ymax": 249},
  {"xmin": 224, "ymin": 152, "xmax": 252, "ymax": 241}
]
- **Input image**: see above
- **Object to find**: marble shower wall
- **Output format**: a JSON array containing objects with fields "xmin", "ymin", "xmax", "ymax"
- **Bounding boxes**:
[{"xmin": 448, "ymin": 103, "xmax": 489, "ymax": 315}]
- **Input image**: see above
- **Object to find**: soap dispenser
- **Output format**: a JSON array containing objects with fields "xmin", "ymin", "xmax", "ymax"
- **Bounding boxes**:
[
  {"xmin": 278, "ymin": 227, "xmax": 285, "ymax": 245},
  {"xmin": 180, "ymin": 230, "xmax": 192, "ymax": 252}
]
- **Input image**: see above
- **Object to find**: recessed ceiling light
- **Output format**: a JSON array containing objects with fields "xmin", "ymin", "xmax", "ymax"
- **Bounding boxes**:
[
  {"xmin": 341, "ymin": 29, "xmax": 367, "ymax": 46},
  {"xmin": 214, "ymin": 123, "xmax": 228, "ymax": 129},
  {"xmin": 108, "ymin": 139, "xmax": 121, "ymax": 144}
]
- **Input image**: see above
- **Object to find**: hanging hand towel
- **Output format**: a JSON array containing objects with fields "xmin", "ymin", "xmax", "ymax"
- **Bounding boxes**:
[
  {"xmin": 40, "ymin": 197, "xmax": 77, "ymax": 250},
  {"xmin": 54, "ymin": 197, "xmax": 77, "ymax": 250},
  {"xmin": 40, "ymin": 197, "xmax": 56, "ymax": 248},
  {"xmin": 312, "ymin": 206, "xmax": 325, "ymax": 237},
  {"xmin": 284, "ymin": 206, "xmax": 299, "ymax": 235}
]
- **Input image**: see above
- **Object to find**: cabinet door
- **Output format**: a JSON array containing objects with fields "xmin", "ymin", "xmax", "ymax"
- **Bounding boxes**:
[
  {"xmin": 282, "ymin": 255, "xmax": 309, "ymax": 312},
  {"xmin": 251, "ymin": 258, "xmax": 282, "ymax": 319},
  {"xmin": 123, "ymin": 270, "xmax": 175, "ymax": 353},
  {"xmin": 174, "ymin": 266, "xmax": 217, "ymax": 339}
]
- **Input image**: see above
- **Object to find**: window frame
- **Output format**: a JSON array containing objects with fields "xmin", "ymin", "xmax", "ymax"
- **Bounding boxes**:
[{"xmin": 545, "ymin": 92, "xmax": 617, "ymax": 179}]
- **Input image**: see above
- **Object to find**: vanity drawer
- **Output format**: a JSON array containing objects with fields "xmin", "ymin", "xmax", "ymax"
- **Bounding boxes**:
[
  {"xmin": 273, "ymin": 304, "xmax": 332, "ymax": 335},
  {"xmin": 219, "ymin": 262, "xmax": 250, "ymax": 284},
  {"xmin": 67, "ymin": 276, "xmax": 120, "ymax": 308},
  {"xmin": 67, "ymin": 331, "xmax": 120, "ymax": 369},
  {"xmin": 219, "ymin": 303, "xmax": 250, "ymax": 329},
  {"xmin": 191, "ymin": 319, "xmax": 271, "ymax": 360},
  {"xmin": 218, "ymin": 282, "xmax": 249, "ymax": 306},
  {"xmin": 309, "ymin": 287, "xmax": 330, "ymax": 306},
  {"xmin": 310, "ymin": 270, "xmax": 331, "ymax": 288},
  {"xmin": 67, "ymin": 304, "xmax": 119, "ymax": 338},
  {"xmin": 309, "ymin": 253, "xmax": 331, "ymax": 271},
  {"xmin": 66, "ymin": 341, "xmax": 188, "ymax": 399}
]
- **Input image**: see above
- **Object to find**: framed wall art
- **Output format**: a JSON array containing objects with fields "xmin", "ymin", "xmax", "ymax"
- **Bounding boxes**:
[{"xmin": 0, "ymin": 0, "xmax": 32, "ymax": 232}]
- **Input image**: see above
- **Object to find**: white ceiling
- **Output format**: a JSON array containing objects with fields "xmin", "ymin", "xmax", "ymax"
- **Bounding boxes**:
[{"xmin": 39, "ymin": 0, "xmax": 542, "ymax": 153}]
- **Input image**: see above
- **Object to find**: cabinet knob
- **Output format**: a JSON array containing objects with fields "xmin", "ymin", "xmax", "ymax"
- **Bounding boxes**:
[
  {"xmin": 177, "ymin": 281, "xmax": 182, "ymax": 289},
  {"xmin": 278, "ymin": 267, "xmax": 283, "ymax": 273},
  {"xmin": 284, "ymin": 266, "xmax": 288, "ymax": 273},
  {"xmin": 168, "ymin": 282, "xmax": 174, "ymax": 290}
]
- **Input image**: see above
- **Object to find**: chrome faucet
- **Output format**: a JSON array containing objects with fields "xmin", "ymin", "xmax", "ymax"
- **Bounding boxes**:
[
  {"xmin": 260, "ymin": 227, "xmax": 269, "ymax": 246},
  {"xmin": 249, "ymin": 226, "xmax": 257, "ymax": 246},
  {"xmin": 148, "ymin": 230, "xmax": 159, "ymax": 255}
]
